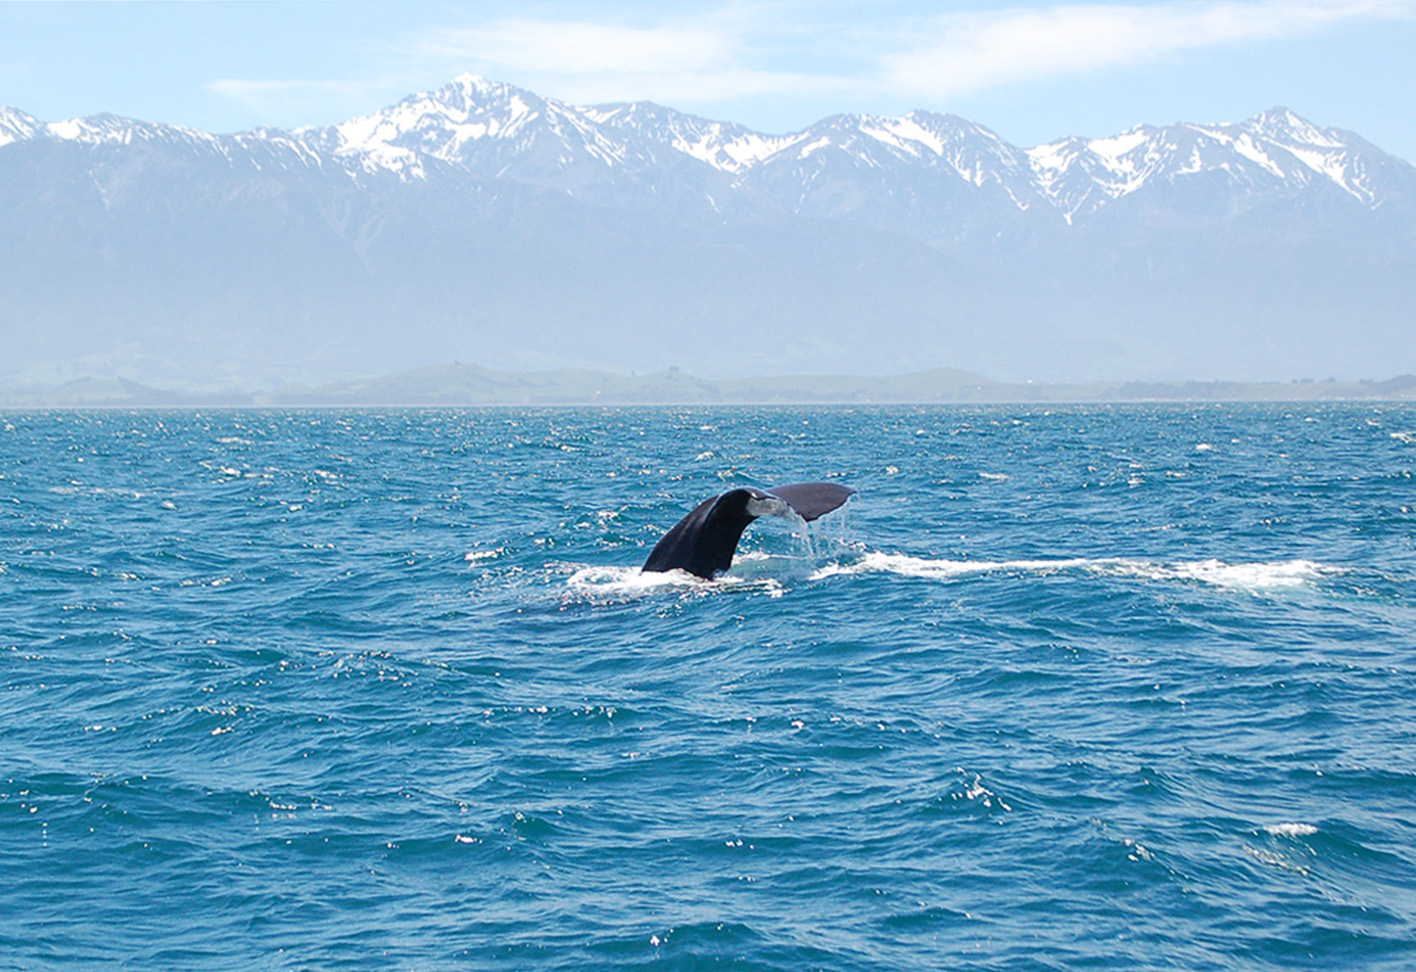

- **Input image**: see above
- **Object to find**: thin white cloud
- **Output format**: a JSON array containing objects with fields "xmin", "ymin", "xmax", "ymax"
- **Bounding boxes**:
[
  {"xmin": 204, "ymin": 0, "xmax": 1416, "ymax": 123},
  {"xmin": 414, "ymin": 14, "xmax": 852, "ymax": 106},
  {"xmin": 421, "ymin": 21, "xmax": 733, "ymax": 76},
  {"xmin": 884, "ymin": 0, "xmax": 1416, "ymax": 98}
]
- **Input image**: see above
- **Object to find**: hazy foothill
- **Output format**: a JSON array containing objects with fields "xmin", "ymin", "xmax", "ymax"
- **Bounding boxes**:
[{"xmin": 2, "ymin": 74, "xmax": 1415, "ymax": 403}]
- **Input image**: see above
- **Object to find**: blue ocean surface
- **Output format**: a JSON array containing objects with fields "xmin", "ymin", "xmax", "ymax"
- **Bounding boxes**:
[{"xmin": 3, "ymin": 405, "xmax": 1415, "ymax": 971}]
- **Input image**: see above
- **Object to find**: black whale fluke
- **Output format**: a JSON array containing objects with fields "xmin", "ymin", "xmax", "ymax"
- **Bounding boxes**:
[{"xmin": 642, "ymin": 482, "xmax": 855, "ymax": 579}]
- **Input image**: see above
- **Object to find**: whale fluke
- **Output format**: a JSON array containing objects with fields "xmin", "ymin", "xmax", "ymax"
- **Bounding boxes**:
[{"xmin": 642, "ymin": 482, "xmax": 855, "ymax": 579}]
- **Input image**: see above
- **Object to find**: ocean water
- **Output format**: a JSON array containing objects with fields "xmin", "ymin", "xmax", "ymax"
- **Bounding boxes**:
[{"xmin": 3, "ymin": 404, "xmax": 1415, "ymax": 971}]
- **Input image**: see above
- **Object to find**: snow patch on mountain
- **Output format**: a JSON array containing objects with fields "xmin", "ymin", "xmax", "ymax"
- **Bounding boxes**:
[
  {"xmin": 862, "ymin": 115, "xmax": 947, "ymax": 159},
  {"xmin": 1, "ymin": 77, "xmax": 1406, "ymax": 218},
  {"xmin": 0, "ymin": 107, "xmax": 41, "ymax": 147}
]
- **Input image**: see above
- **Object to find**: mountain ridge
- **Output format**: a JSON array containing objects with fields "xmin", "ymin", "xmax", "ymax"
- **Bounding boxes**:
[
  {"xmin": 5, "ymin": 75, "xmax": 1401, "ymax": 216},
  {"xmin": 2, "ymin": 75, "xmax": 1414, "ymax": 389}
]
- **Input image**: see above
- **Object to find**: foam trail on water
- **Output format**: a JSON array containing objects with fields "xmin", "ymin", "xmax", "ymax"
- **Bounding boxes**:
[
  {"xmin": 811, "ymin": 553, "xmax": 1092, "ymax": 581},
  {"xmin": 565, "ymin": 555, "xmax": 1335, "ymax": 596},
  {"xmin": 1157, "ymin": 559, "xmax": 1332, "ymax": 590},
  {"xmin": 812, "ymin": 553, "xmax": 1338, "ymax": 591}
]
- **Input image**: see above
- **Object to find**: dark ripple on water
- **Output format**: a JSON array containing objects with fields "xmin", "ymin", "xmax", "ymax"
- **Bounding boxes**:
[{"xmin": 3, "ymin": 405, "xmax": 1416, "ymax": 970}]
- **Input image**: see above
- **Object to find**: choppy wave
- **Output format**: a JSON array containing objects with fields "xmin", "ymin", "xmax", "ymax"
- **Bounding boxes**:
[{"xmin": 5, "ymin": 404, "xmax": 1416, "ymax": 972}]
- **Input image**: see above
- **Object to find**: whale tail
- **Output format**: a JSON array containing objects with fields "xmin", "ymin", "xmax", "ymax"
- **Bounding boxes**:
[{"xmin": 642, "ymin": 482, "xmax": 855, "ymax": 579}]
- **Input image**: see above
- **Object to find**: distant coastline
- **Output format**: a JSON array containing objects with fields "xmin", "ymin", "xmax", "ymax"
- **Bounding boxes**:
[{"xmin": 4, "ymin": 364, "xmax": 1416, "ymax": 408}]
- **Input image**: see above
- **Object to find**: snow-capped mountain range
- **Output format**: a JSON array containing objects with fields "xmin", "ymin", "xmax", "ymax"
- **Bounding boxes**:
[{"xmin": 2, "ymin": 75, "xmax": 1414, "ymax": 388}]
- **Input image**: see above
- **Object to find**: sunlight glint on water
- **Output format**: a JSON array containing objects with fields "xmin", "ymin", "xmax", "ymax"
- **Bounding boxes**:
[{"xmin": 2, "ymin": 404, "xmax": 1415, "ymax": 971}]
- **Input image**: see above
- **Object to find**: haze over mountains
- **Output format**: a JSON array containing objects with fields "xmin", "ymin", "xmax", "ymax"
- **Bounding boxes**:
[{"xmin": 2, "ymin": 74, "xmax": 1414, "ymax": 391}]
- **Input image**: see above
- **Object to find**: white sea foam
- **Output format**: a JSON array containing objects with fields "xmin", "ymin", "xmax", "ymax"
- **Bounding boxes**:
[
  {"xmin": 811, "ymin": 552, "xmax": 1335, "ymax": 591},
  {"xmin": 564, "ymin": 564, "xmax": 699, "ymax": 594},
  {"xmin": 562, "ymin": 563, "xmax": 789, "ymax": 599},
  {"xmin": 562, "ymin": 564, "xmax": 746, "ymax": 600},
  {"xmin": 563, "ymin": 551, "xmax": 1334, "ymax": 598},
  {"xmin": 1160, "ymin": 559, "xmax": 1327, "ymax": 590},
  {"xmin": 811, "ymin": 553, "xmax": 1093, "ymax": 581},
  {"xmin": 1244, "ymin": 843, "xmax": 1311, "ymax": 874},
  {"xmin": 1263, "ymin": 822, "xmax": 1319, "ymax": 837}
]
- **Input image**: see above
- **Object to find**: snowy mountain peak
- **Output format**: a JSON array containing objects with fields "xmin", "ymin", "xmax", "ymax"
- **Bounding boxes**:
[
  {"xmin": 1019, "ymin": 107, "xmax": 1395, "ymax": 217},
  {"xmin": 309, "ymin": 78, "xmax": 527, "ymax": 177},
  {"xmin": 0, "ymin": 107, "xmax": 41, "ymax": 147},
  {"xmin": 1247, "ymin": 106, "xmax": 1340, "ymax": 147},
  {"xmin": 2, "ymin": 79, "xmax": 1407, "ymax": 220},
  {"xmin": 307, "ymin": 74, "xmax": 646, "ymax": 181},
  {"xmin": 29, "ymin": 112, "xmax": 215, "ymax": 149},
  {"xmin": 448, "ymin": 73, "xmax": 512, "ymax": 98},
  {"xmin": 579, "ymin": 100, "xmax": 784, "ymax": 173},
  {"xmin": 418, "ymin": 74, "xmax": 551, "ymax": 124},
  {"xmin": 1227, "ymin": 108, "xmax": 1377, "ymax": 202}
]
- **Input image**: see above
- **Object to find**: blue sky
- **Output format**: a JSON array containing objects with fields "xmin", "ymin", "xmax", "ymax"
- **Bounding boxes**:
[{"xmin": 3, "ymin": 0, "xmax": 1414, "ymax": 159}]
